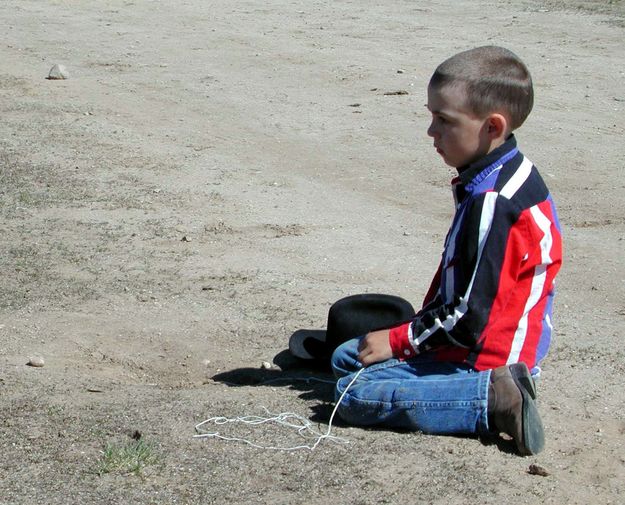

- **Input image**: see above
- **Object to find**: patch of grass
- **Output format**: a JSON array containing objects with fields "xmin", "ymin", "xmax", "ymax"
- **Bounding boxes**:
[
  {"xmin": 96, "ymin": 439, "xmax": 160, "ymax": 476},
  {"xmin": 0, "ymin": 151, "xmax": 91, "ymax": 214}
]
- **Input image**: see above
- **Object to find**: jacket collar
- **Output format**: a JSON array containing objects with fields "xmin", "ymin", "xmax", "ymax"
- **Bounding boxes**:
[{"xmin": 457, "ymin": 135, "xmax": 517, "ymax": 186}]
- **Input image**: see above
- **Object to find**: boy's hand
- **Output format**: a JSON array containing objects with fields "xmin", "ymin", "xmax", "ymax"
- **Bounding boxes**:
[{"xmin": 358, "ymin": 329, "xmax": 393, "ymax": 366}]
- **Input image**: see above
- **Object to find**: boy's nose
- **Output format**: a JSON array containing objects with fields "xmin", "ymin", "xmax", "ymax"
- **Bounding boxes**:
[{"xmin": 427, "ymin": 123, "xmax": 437, "ymax": 138}]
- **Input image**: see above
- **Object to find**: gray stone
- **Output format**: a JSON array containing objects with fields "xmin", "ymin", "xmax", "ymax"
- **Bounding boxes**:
[
  {"xmin": 27, "ymin": 356, "xmax": 45, "ymax": 367},
  {"xmin": 48, "ymin": 64, "xmax": 69, "ymax": 80}
]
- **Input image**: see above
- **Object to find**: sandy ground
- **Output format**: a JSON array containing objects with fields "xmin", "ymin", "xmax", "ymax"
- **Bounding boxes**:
[{"xmin": 1, "ymin": 0, "xmax": 624, "ymax": 503}]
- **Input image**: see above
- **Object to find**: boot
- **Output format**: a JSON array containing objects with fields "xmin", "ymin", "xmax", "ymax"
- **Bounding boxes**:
[{"xmin": 488, "ymin": 363, "xmax": 544, "ymax": 455}]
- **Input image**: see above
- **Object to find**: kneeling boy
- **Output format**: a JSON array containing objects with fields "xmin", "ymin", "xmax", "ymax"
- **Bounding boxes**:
[{"xmin": 332, "ymin": 46, "xmax": 563, "ymax": 455}]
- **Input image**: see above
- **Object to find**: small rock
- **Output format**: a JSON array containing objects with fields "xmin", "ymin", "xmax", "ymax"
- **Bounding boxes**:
[
  {"xmin": 261, "ymin": 361, "xmax": 272, "ymax": 369},
  {"xmin": 397, "ymin": 69, "xmax": 405, "ymax": 74},
  {"xmin": 181, "ymin": 235, "xmax": 191, "ymax": 242},
  {"xmin": 528, "ymin": 464, "xmax": 550, "ymax": 477},
  {"xmin": 47, "ymin": 64, "xmax": 69, "ymax": 80},
  {"xmin": 27, "ymin": 356, "xmax": 45, "ymax": 367}
]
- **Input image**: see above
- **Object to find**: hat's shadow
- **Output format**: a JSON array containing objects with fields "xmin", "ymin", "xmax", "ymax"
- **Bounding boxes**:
[{"xmin": 210, "ymin": 330, "xmax": 336, "ymax": 422}]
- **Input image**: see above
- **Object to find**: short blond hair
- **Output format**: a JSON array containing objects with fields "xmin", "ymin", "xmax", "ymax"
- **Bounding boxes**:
[{"xmin": 429, "ymin": 46, "xmax": 533, "ymax": 130}]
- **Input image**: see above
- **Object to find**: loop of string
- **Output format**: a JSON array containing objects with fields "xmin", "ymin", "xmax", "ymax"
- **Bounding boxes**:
[{"xmin": 194, "ymin": 367, "xmax": 364, "ymax": 451}]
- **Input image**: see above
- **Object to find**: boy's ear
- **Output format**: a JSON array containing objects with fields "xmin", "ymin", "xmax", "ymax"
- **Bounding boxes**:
[{"xmin": 486, "ymin": 113, "xmax": 508, "ymax": 139}]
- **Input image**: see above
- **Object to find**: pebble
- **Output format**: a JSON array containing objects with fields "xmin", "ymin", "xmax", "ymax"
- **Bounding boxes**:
[
  {"xmin": 528, "ymin": 464, "xmax": 550, "ymax": 477},
  {"xmin": 27, "ymin": 356, "xmax": 45, "ymax": 367},
  {"xmin": 47, "ymin": 64, "xmax": 69, "ymax": 80},
  {"xmin": 261, "ymin": 361, "xmax": 272, "ymax": 369}
]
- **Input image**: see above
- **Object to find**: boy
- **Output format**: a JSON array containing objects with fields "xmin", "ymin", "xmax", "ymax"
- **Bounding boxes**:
[{"xmin": 331, "ymin": 46, "xmax": 563, "ymax": 455}]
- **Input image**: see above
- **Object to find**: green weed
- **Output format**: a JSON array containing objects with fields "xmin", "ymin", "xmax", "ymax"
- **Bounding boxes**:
[{"xmin": 96, "ymin": 439, "xmax": 159, "ymax": 476}]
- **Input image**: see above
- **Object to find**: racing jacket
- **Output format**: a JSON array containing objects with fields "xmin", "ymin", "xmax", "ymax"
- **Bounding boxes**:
[{"xmin": 389, "ymin": 136, "xmax": 563, "ymax": 371}]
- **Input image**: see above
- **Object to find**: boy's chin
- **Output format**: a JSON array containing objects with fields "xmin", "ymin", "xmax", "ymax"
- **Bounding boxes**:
[
  {"xmin": 442, "ymin": 154, "xmax": 474, "ymax": 170},
  {"xmin": 441, "ymin": 156, "xmax": 459, "ymax": 168},
  {"xmin": 437, "ymin": 150, "xmax": 460, "ymax": 168}
]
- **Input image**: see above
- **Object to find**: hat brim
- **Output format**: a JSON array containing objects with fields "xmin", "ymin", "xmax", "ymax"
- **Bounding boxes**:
[{"xmin": 288, "ymin": 329, "xmax": 328, "ymax": 360}]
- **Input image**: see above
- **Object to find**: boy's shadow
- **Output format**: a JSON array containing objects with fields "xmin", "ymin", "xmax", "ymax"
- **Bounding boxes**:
[{"xmin": 210, "ymin": 349, "xmax": 337, "ymax": 422}]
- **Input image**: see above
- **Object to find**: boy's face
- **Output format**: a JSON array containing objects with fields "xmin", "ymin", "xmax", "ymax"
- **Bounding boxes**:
[{"xmin": 426, "ymin": 83, "xmax": 491, "ymax": 169}]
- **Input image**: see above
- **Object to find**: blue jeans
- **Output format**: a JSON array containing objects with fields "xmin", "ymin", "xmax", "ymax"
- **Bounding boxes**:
[{"xmin": 331, "ymin": 338, "xmax": 491, "ymax": 435}]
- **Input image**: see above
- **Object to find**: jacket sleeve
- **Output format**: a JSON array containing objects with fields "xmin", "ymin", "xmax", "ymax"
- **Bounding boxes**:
[{"xmin": 389, "ymin": 191, "xmax": 526, "ymax": 359}]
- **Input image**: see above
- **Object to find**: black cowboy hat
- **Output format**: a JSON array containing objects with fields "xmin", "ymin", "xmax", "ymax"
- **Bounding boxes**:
[{"xmin": 289, "ymin": 293, "xmax": 415, "ymax": 362}]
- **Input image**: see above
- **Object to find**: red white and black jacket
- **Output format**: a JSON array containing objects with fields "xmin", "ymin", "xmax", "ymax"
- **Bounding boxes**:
[{"xmin": 389, "ymin": 136, "xmax": 563, "ymax": 372}]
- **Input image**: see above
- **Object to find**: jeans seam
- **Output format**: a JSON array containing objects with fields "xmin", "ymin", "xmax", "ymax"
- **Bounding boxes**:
[{"xmin": 340, "ymin": 392, "xmax": 487, "ymax": 409}]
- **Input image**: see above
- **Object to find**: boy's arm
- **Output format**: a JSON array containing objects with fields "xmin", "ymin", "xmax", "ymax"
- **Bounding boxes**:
[{"xmin": 421, "ymin": 261, "xmax": 443, "ymax": 308}]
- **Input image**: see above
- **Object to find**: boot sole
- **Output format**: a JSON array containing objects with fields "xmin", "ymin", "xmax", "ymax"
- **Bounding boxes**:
[{"xmin": 509, "ymin": 363, "xmax": 544, "ymax": 455}]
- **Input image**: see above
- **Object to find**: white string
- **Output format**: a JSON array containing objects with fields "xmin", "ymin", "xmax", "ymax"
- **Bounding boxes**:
[{"xmin": 194, "ymin": 367, "xmax": 365, "ymax": 451}]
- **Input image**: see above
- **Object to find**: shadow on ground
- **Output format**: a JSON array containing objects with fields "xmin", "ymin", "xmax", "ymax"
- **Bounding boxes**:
[
  {"xmin": 210, "ymin": 349, "xmax": 337, "ymax": 422},
  {"xmin": 211, "ymin": 350, "xmax": 529, "ymax": 453}
]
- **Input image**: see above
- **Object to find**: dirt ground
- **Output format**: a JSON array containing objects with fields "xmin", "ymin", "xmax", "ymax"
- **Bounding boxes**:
[{"xmin": 1, "ymin": 0, "xmax": 624, "ymax": 503}]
